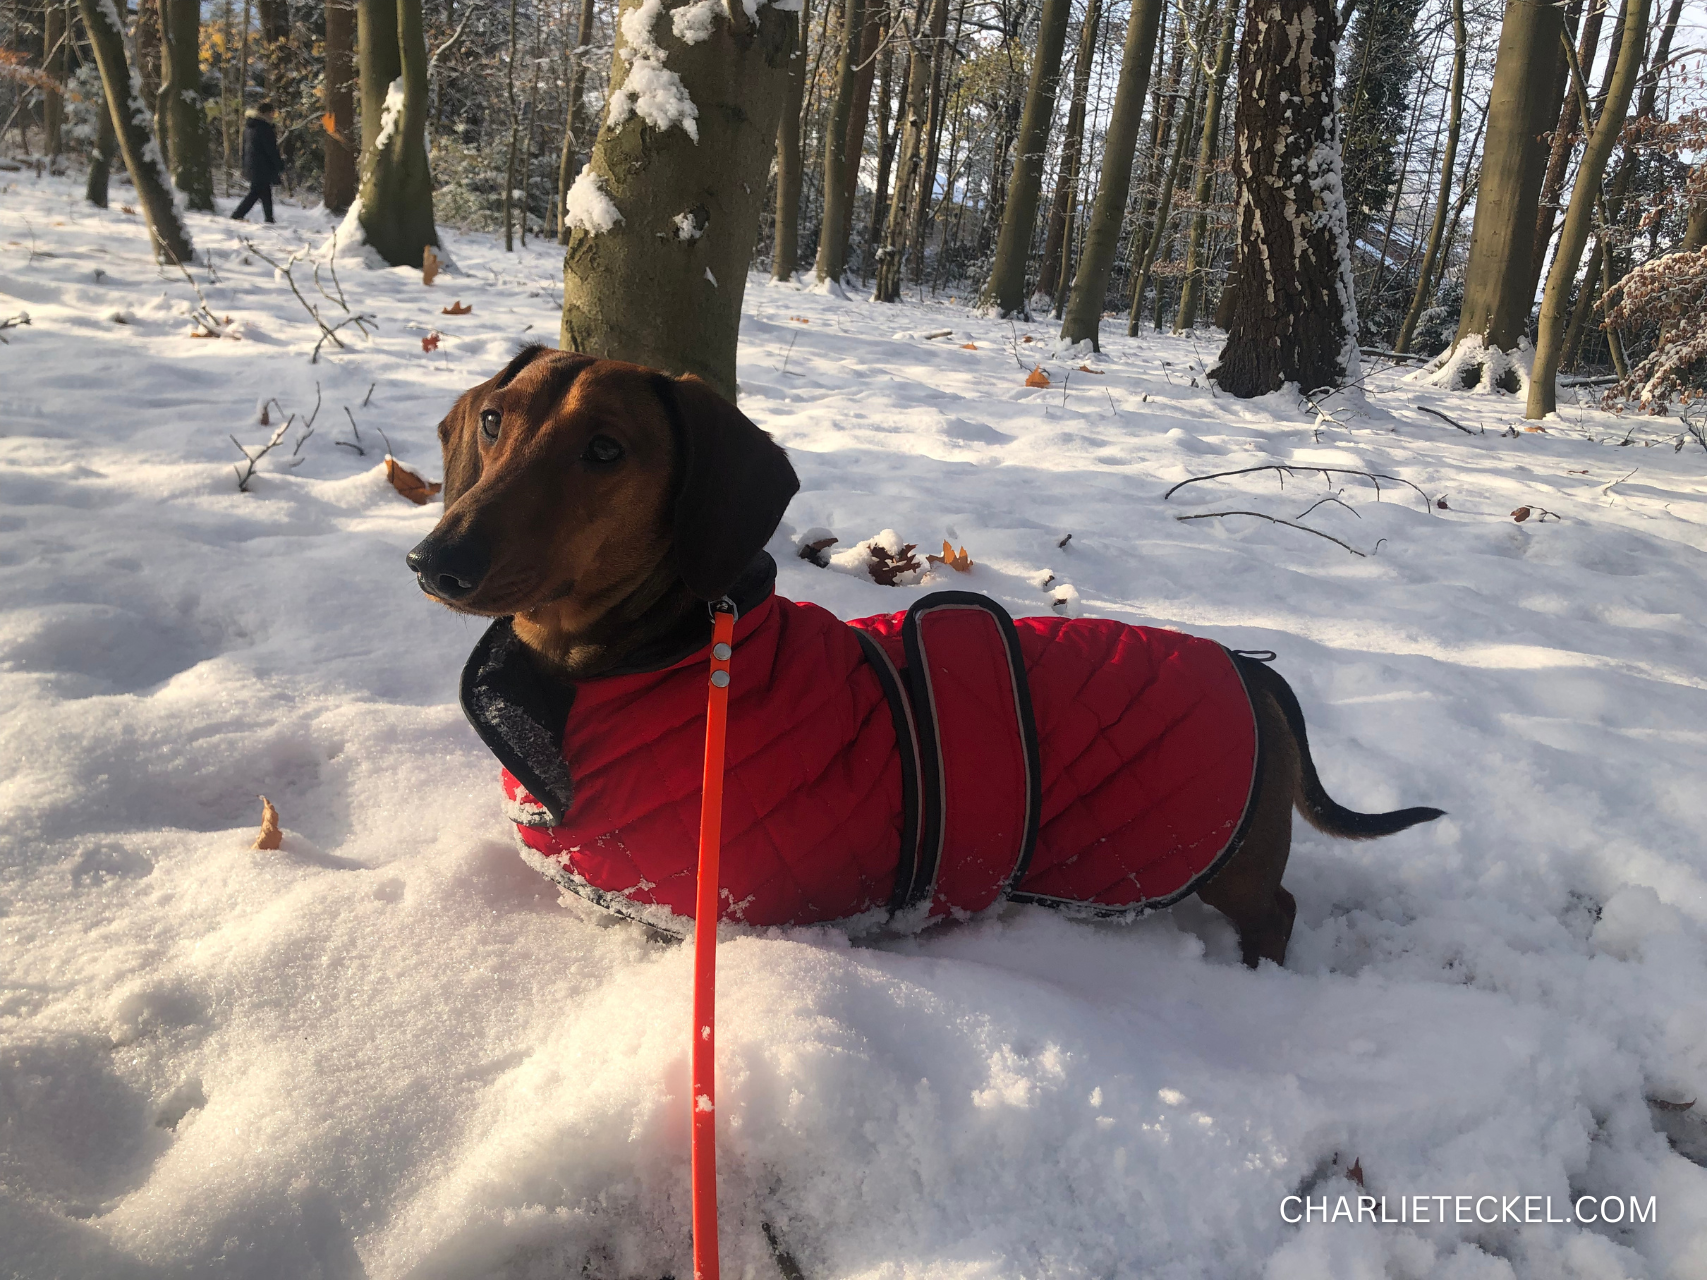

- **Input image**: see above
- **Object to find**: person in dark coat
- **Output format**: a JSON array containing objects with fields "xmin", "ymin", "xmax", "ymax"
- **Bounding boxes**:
[{"xmin": 232, "ymin": 102, "xmax": 284, "ymax": 223}]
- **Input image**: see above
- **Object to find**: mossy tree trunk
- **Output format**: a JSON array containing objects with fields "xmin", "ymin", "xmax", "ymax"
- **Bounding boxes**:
[
  {"xmin": 773, "ymin": 0, "xmax": 810, "ymax": 280},
  {"xmin": 358, "ymin": 0, "xmax": 403, "ymax": 156},
  {"xmin": 1527, "ymin": 0, "xmax": 1649, "ymax": 417},
  {"xmin": 323, "ymin": 0, "xmax": 358, "ymax": 212},
  {"xmin": 1209, "ymin": 0, "xmax": 1358, "ymax": 397},
  {"xmin": 1056, "ymin": 0, "xmax": 1166, "ymax": 348},
  {"xmin": 159, "ymin": 0, "xmax": 214, "ymax": 210},
  {"xmin": 356, "ymin": 0, "xmax": 438, "ymax": 268},
  {"xmin": 1440, "ymin": 0, "xmax": 1562, "ymax": 386},
  {"xmin": 76, "ymin": 0, "xmax": 195, "ymax": 263},
  {"xmin": 978, "ymin": 0, "xmax": 1072, "ymax": 316},
  {"xmin": 560, "ymin": 0, "xmax": 797, "ymax": 402}
]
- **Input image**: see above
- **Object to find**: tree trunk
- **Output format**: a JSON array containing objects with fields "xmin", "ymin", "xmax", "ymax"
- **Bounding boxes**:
[
  {"xmin": 907, "ymin": 0, "xmax": 955, "ymax": 284},
  {"xmin": 86, "ymin": 75, "xmax": 117, "ymax": 206},
  {"xmin": 1210, "ymin": 0, "xmax": 1357, "ymax": 396},
  {"xmin": 1130, "ymin": 57, "xmax": 1201, "ymax": 331},
  {"xmin": 44, "ymin": 2, "xmax": 66, "ymax": 157},
  {"xmin": 1439, "ymin": 0, "xmax": 1562, "ymax": 386},
  {"xmin": 1528, "ymin": 0, "xmax": 1601, "ymax": 299},
  {"xmin": 159, "ymin": 0, "xmax": 214, "ymax": 209},
  {"xmin": 359, "ymin": 0, "xmax": 404, "ymax": 156},
  {"xmin": 1038, "ymin": 0, "xmax": 1101, "ymax": 303},
  {"xmin": 503, "ymin": 0, "xmax": 520, "ymax": 251},
  {"xmin": 561, "ymin": 0, "xmax": 797, "ymax": 402},
  {"xmin": 873, "ymin": 1, "xmax": 932, "ymax": 301},
  {"xmin": 837, "ymin": 0, "xmax": 884, "ymax": 264},
  {"xmin": 1057, "ymin": 0, "xmax": 1167, "ymax": 348},
  {"xmin": 76, "ymin": 0, "xmax": 195, "ymax": 262},
  {"xmin": 136, "ymin": 0, "xmax": 163, "ymax": 134},
  {"xmin": 815, "ymin": 0, "xmax": 868, "ymax": 285},
  {"xmin": 773, "ymin": 0, "xmax": 810, "ymax": 279},
  {"xmin": 978, "ymin": 0, "xmax": 1073, "ymax": 315},
  {"xmin": 324, "ymin": 0, "xmax": 358, "ymax": 212},
  {"xmin": 1174, "ymin": 0, "xmax": 1236, "ymax": 331},
  {"xmin": 257, "ymin": 0, "xmax": 290, "ymax": 94},
  {"xmin": 1394, "ymin": 0, "xmax": 1464, "ymax": 352},
  {"xmin": 556, "ymin": 0, "xmax": 599, "ymax": 242},
  {"xmin": 865, "ymin": 26, "xmax": 899, "ymax": 267},
  {"xmin": 356, "ymin": 0, "xmax": 439, "ymax": 267},
  {"xmin": 1527, "ymin": 0, "xmax": 1649, "ymax": 417}
]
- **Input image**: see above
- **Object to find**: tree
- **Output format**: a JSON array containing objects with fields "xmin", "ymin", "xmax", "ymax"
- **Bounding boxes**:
[
  {"xmin": 560, "ymin": 0, "xmax": 798, "ymax": 401},
  {"xmin": 44, "ymin": 1, "xmax": 66, "ymax": 158},
  {"xmin": 1528, "ymin": 0, "xmax": 1600, "ymax": 302},
  {"xmin": 159, "ymin": 0, "xmax": 214, "ymax": 210},
  {"xmin": 1434, "ymin": 0, "xmax": 1563, "ymax": 389},
  {"xmin": 1338, "ymin": 0, "xmax": 1425, "ymax": 241},
  {"xmin": 356, "ymin": 0, "xmax": 439, "ymax": 268},
  {"xmin": 873, "ymin": 0, "xmax": 938, "ymax": 301},
  {"xmin": 324, "ymin": 0, "xmax": 358, "ymax": 212},
  {"xmin": 75, "ymin": 0, "xmax": 195, "ymax": 263},
  {"xmin": 1057, "ymin": 0, "xmax": 1166, "ymax": 348},
  {"xmin": 1174, "ymin": 0, "xmax": 1237, "ymax": 331},
  {"xmin": 978, "ymin": 0, "xmax": 1073, "ymax": 315},
  {"xmin": 815, "ymin": 0, "xmax": 867, "ymax": 286},
  {"xmin": 1393, "ymin": 0, "xmax": 1465, "ymax": 353},
  {"xmin": 1209, "ymin": 0, "xmax": 1358, "ymax": 397},
  {"xmin": 86, "ymin": 73, "xmax": 118, "ymax": 207},
  {"xmin": 1037, "ymin": 0, "xmax": 1102, "ymax": 307},
  {"xmin": 1527, "ymin": 0, "xmax": 1650, "ymax": 418},
  {"xmin": 773, "ymin": 0, "xmax": 810, "ymax": 280},
  {"xmin": 556, "ymin": 0, "xmax": 600, "ymax": 243}
]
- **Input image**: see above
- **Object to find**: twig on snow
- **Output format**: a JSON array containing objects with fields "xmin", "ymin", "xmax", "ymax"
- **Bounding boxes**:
[
  {"xmin": 232, "ymin": 416, "xmax": 293, "ymax": 492},
  {"xmin": 1164, "ymin": 464, "xmax": 1434, "ymax": 512},
  {"xmin": 1296, "ymin": 493, "xmax": 1361, "ymax": 521},
  {"xmin": 337, "ymin": 406, "xmax": 366, "ymax": 455},
  {"xmin": 0, "ymin": 311, "xmax": 30, "ymax": 343},
  {"xmin": 1415, "ymin": 404, "xmax": 1478, "ymax": 435},
  {"xmin": 1175, "ymin": 510, "xmax": 1368, "ymax": 557},
  {"xmin": 362, "ymin": 381, "xmax": 376, "ymax": 407},
  {"xmin": 242, "ymin": 237, "xmax": 375, "ymax": 360},
  {"xmin": 292, "ymin": 382, "xmax": 323, "ymax": 456}
]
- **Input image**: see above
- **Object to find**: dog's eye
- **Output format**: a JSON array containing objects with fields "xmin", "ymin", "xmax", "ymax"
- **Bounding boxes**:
[
  {"xmin": 583, "ymin": 435, "xmax": 624, "ymax": 465},
  {"xmin": 479, "ymin": 409, "xmax": 501, "ymax": 444}
]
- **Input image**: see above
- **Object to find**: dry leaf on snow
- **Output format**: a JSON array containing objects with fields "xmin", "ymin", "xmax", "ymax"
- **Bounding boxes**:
[
  {"xmin": 869, "ymin": 543, "xmax": 921, "ymax": 585},
  {"xmin": 386, "ymin": 456, "xmax": 442, "ymax": 505},
  {"xmin": 441, "ymin": 300, "xmax": 472, "ymax": 315},
  {"xmin": 927, "ymin": 541, "xmax": 974, "ymax": 573},
  {"xmin": 1077, "ymin": 364, "xmax": 1104, "ymax": 374},
  {"xmin": 1025, "ymin": 367, "xmax": 1051, "ymax": 388},
  {"xmin": 253, "ymin": 796, "xmax": 282, "ymax": 850},
  {"xmin": 789, "ymin": 315, "xmax": 810, "ymax": 323},
  {"xmin": 422, "ymin": 331, "xmax": 441, "ymax": 352},
  {"xmin": 1512, "ymin": 506, "xmax": 1532, "ymax": 522},
  {"xmin": 422, "ymin": 245, "xmax": 441, "ymax": 286},
  {"xmin": 961, "ymin": 342, "xmax": 978, "ymax": 350}
]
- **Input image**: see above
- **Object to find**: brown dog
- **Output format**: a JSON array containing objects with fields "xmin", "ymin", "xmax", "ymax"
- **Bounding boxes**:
[{"xmin": 410, "ymin": 346, "xmax": 1442, "ymax": 966}]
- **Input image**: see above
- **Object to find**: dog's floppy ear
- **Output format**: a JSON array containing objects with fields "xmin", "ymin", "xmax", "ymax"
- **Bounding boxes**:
[
  {"xmin": 660, "ymin": 373, "xmax": 799, "ymax": 601},
  {"xmin": 439, "ymin": 344, "xmax": 554, "ymax": 507}
]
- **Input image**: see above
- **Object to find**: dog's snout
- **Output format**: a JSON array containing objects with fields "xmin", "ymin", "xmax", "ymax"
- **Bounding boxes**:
[{"xmin": 407, "ymin": 535, "xmax": 490, "ymax": 602}]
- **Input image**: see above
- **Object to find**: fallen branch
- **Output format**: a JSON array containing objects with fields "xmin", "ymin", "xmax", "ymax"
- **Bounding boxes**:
[
  {"xmin": 1361, "ymin": 347, "xmax": 1429, "ymax": 363},
  {"xmin": 243, "ymin": 237, "xmax": 375, "ymax": 360},
  {"xmin": 1175, "ymin": 510, "xmax": 1368, "ymax": 557},
  {"xmin": 1415, "ymin": 404, "xmax": 1477, "ymax": 435},
  {"xmin": 0, "ymin": 310, "xmax": 29, "ymax": 343},
  {"xmin": 312, "ymin": 312, "xmax": 376, "ymax": 364},
  {"xmin": 1164, "ymin": 464, "xmax": 1433, "ymax": 512},
  {"xmin": 1296, "ymin": 494, "xmax": 1360, "ymax": 521},
  {"xmin": 292, "ymin": 383, "xmax": 323, "ymax": 456}
]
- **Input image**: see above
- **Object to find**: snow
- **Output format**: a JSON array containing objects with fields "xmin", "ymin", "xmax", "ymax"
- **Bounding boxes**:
[
  {"xmin": 3, "ymin": 172, "xmax": 1707, "ymax": 1279},
  {"xmin": 564, "ymin": 166, "xmax": 624, "ymax": 235},
  {"xmin": 372, "ymin": 77, "xmax": 407, "ymax": 155},
  {"xmin": 671, "ymin": 0, "xmax": 722, "ymax": 44},
  {"xmin": 608, "ymin": 0, "xmax": 701, "ymax": 141}
]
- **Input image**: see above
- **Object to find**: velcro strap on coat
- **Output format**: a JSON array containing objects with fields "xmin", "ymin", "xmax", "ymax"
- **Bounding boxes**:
[{"xmin": 899, "ymin": 592, "xmax": 1041, "ymax": 917}]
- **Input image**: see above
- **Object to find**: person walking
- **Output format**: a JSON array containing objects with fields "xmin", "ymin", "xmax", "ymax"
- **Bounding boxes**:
[{"xmin": 232, "ymin": 102, "xmax": 285, "ymax": 223}]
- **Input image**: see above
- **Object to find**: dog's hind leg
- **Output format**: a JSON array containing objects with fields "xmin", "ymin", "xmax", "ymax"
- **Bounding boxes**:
[{"xmin": 1194, "ymin": 687, "xmax": 1299, "ymax": 967}]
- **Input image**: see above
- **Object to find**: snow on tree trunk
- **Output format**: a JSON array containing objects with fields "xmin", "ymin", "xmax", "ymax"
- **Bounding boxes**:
[
  {"xmin": 1210, "ymin": 0, "xmax": 1359, "ymax": 398},
  {"xmin": 978, "ymin": 0, "xmax": 1074, "ymax": 317},
  {"xmin": 355, "ymin": 0, "xmax": 439, "ymax": 269},
  {"xmin": 159, "ymin": 0, "xmax": 214, "ymax": 211},
  {"xmin": 76, "ymin": 0, "xmax": 195, "ymax": 264},
  {"xmin": 358, "ymin": 0, "xmax": 404, "ymax": 157},
  {"xmin": 1426, "ymin": 0, "xmax": 1560, "ymax": 391},
  {"xmin": 561, "ymin": 0, "xmax": 798, "ymax": 402}
]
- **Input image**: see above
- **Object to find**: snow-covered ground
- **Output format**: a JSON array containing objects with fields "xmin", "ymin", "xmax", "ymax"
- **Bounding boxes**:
[{"xmin": 3, "ymin": 171, "xmax": 1706, "ymax": 1280}]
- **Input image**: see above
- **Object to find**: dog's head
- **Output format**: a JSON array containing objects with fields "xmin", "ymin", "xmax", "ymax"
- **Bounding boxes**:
[{"xmin": 407, "ymin": 346, "xmax": 798, "ymax": 641}]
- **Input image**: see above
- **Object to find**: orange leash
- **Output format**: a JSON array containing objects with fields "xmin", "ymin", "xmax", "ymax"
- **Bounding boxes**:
[{"xmin": 691, "ymin": 603, "xmax": 737, "ymax": 1280}]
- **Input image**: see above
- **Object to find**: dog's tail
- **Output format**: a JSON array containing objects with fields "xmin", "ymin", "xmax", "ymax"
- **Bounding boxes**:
[{"xmin": 1236, "ymin": 655, "xmax": 1446, "ymax": 840}]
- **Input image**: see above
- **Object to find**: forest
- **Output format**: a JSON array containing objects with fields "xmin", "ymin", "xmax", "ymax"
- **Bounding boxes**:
[{"xmin": 3, "ymin": 0, "xmax": 1706, "ymax": 413}]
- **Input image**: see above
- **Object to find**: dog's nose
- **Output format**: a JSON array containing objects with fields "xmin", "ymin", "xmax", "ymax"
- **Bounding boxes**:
[{"xmin": 407, "ymin": 535, "xmax": 490, "ymax": 601}]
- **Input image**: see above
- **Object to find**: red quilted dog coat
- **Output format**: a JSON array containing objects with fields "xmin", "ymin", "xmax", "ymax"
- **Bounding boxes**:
[{"xmin": 462, "ymin": 556, "xmax": 1259, "ymax": 933}]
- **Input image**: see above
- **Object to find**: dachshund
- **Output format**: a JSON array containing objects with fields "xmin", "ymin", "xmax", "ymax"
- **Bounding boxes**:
[{"xmin": 409, "ymin": 346, "xmax": 1443, "ymax": 966}]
